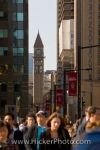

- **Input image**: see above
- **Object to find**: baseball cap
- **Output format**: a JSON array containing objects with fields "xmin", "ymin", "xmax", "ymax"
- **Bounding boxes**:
[{"xmin": 36, "ymin": 110, "xmax": 46, "ymax": 117}]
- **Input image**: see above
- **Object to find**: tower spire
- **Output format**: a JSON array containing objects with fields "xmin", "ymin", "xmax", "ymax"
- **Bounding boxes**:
[{"xmin": 34, "ymin": 32, "xmax": 44, "ymax": 48}]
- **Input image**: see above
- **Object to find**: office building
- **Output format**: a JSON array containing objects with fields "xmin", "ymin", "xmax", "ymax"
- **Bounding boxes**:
[
  {"xmin": 74, "ymin": 0, "xmax": 100, "ymax": 110},
  {"xmin": 0, "ymin": 0, "xmax": 28, "ymax": 116}
]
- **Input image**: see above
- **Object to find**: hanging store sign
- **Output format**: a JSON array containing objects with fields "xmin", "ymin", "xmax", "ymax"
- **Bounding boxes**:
[
  {"xmin": 56, "ymin": 89, "xmax": 63, "ymax": 106},
  {"xmin": 68, "ymin": 72, "xmax": 77, "ymax": 96}
]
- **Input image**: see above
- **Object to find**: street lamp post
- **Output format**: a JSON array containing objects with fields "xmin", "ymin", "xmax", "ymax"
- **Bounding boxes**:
[
  {"xmin": 63, "ymin": 69, "xmax": 67, "ymax": 116},
  {"xmin": 66, "ymin": 90, "xmax": 69, "ymax": 117},
  {"xmin": 78, "ymin": 44, "xmax": 100, "ymax": 118},
  {"xmin": 16, "ymin": 96, "xmax": 21, "ymax": 123},
  {"xmin": 54, "ymin": 84, "xmax": 57, "ymax": 112}
]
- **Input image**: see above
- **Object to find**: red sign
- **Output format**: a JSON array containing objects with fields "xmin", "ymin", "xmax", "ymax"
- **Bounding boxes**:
[
  {"xmin": 68, "ymin": 72, "xmax": 77, "ymax": 96},
  {"xmin": 56, "ymin": 89, "xmax": 63, "ymax": 106}
]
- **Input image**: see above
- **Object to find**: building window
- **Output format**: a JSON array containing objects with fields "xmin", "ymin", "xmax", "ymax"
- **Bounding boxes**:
[
  {"xmin": 14, "ymin": 83, "xmax": 21, "ymax": 92},
  {"xmin": 13, "ymin": 48, "xmax": 24, "ymax": 56},
  {"xmin": 17, "ymin": 13, "xmax": 23, "ymax": 21},
  {"xmin": 0, "ymin": 11, "xmax": 4, "ymax": 17},
  {"xmin": 13, "ymin": 39, "xmax": 23, "ymax": 47},
  {"xmin": 0, "ymin": 29, "xmax": 8, "ymax": 38},
  {"xmin": 1, "ymin": 83, "xmax": 7, "ymax": 92},
  {"xmin": 13, "ymin": 12, "xmax": 23, "ymax": 21},
  {"xmin": 18, "ymin": 40, "xmax": 23, "ymax": 47},
  {"xmin": 14, "ymin": 30, "xmax": 24, "ymax": 39},
  {"xmin": 0, "ymin": 47, "xmax": 8, "ymax": 56},
  {"xmin": 13, "ymin": 64, "xmax": 24, "ymax": 73},
  {"xmin": 16, "ymin": 0, "xmax": 23, "ymax": 3},
  {"xmin": 17, "ymin": 22, "xmax": 24, "ymax": 29}
]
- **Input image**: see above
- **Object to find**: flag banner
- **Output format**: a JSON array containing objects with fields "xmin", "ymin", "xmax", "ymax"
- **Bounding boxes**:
[
  {"xmin": 56, "ymin": 89, "xmax": 63, "ymax": 106},
  {"xmin": 68, "ymin": 72, "xmax": 77, "ymax": 96}
]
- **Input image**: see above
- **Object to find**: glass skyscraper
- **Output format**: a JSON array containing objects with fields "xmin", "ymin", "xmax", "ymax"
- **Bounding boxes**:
[{"xmin": 0, "ymin": 0, "xmax": 28, "ymax": 116}]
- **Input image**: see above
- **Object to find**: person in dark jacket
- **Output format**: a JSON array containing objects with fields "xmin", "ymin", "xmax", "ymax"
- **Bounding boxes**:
[
  {"xmin": 39, "ymin": 112, "xmax": 71, "ymax": 150},
  {"xmin": 77, "ymin": 107, "xmax": 90, "ymax": 135},
  {"xmin": 77, "ymin": 106, "xmax": 100, "ymax": 136},
  {"xmin": 23, "ymin": 113, "xmax": 36, "ymax": 136},
  {"xmin": 24, "ymin": 110, "xmax": 46, "ymax": 150},
  {"xmin": 3, "ymin": 112, "xmax": 25, "ymax": 150},
  {"xmin": 73, "ymin": 121, "xmax": 100, "ymax": 150},
  {"xmin": 13, "ymin": 122, "xmax": 26, "ymax": 150},
  {"xmin": 73, "ymin": 107, "xmax": 100, "ymax": 150}
]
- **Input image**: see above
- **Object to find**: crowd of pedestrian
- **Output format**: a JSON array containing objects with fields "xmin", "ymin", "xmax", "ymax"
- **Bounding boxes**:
[{"xmin": 0, "ymin": 106, "xmax": 99, "ymax": 150}]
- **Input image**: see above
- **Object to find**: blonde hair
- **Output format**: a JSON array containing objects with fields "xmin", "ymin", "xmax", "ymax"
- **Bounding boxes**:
[
  {"xmin": 68, "ymin": 126, "xmax": 76, "ymax": 138},
  {"xmin": 86, "ymin": 121, "xmax": 100, "ymax": 130}
]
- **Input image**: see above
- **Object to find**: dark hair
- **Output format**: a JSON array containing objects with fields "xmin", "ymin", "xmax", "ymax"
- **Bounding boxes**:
[
  {"xmin": 19, "ymin": 118, "xmax": 26, "ymax": 124},
  {"xmin": 4, "ymin": 112, "xmax": 15, "ymax": 120},
  {"xmin": 13, "ymin": 121, "xmax": 19, "ymax": 128},
  {"xmin": 46, "ymin": 112, "xmax": 66, "ymax": 129},
  {"xmin": 0, "ymin": 121, "xmax": 7, "ymax": 128},
  {"xmin": 26, "ymin": 113, "xmax": 36, "ymax": 121}
]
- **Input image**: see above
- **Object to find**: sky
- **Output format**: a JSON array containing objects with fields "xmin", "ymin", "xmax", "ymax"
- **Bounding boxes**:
[{"xmin": 29, "ymin": 0, "xmax": 57, "ymax": 71}]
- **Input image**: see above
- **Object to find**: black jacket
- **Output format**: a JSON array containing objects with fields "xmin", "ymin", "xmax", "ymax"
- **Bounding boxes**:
[
  {"xmin": 39, "ymin": 128, "xmax": 71, "ymax": 150},
  {"xmin": 14, "ymin": 129, "xmax": 26, "ymax": 150},
  {"xmin": 24, "ymin": 126, "xmax": 37, "ymax": 150}
]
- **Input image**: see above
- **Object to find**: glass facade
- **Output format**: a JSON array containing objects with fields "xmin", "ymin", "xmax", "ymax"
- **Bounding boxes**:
[
  {"xmin": 13, "ymin": 64, "xmax": 24, "ymax": 73},
  {"xmin": 0, "ymin": 11, "xmax": 4, "ymax": 17},
  {"xmin": 0, "ymin": 29, "xmax": 8, "ymax": 38},
  {"xmin": 13, "ymin": 48, "xmax": 24, "ymax": 56},
  {"xmin": 12, "ymin": 0, "xmax": 25, "ymax": 75},
  {"xmin": 0, "ymin": 0, "xmax": 28, "ymax": 116},
  {"xmin": 0, "ymin": 47, "xmax": 8, "ymax": 56},
  {"xmin": 14, "ymin": 30, "xmax": 24, "ymax": 39},
  {"xmin": 13, "ymin": 12, "xmax": 23, "ymax": 21},
  {"xmin": 16, "ymin": 0, "xmax": 23, "ymax": 3}
]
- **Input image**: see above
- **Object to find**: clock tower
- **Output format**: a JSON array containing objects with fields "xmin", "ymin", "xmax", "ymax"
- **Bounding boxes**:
[{"xmin": 33, "ymin": 32, "xmax": 44, "ymax": 109}]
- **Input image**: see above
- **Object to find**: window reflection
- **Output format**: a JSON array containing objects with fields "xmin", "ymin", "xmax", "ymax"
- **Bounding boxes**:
[
  {"xmin": 13, "ymin": 48, "xmax": 24, "ymax": 56},
  {"xmin": 0, "ymin": 29, "xmax": 8, "ymax": 38},
  {"xmin": 13, "ymin": 64, "xmax": 24, "ymax": 73},
  {"xmin": 0, "ymin": 47, "xmax": 8, "ymax": 56},
  {"xmin": 16, "ymin": 0, "xmax": 23, "ymax": 3},
  {"xmin": 14, "ymin": 30, "xmax": 24, "ymax": 39},
  {"xmin": 0, "ymin": 11, "xmax": 4, "ymax": 17},
  {"xmin": 13, "ymin": 12, "xmax": 23, "ymax": 21}
]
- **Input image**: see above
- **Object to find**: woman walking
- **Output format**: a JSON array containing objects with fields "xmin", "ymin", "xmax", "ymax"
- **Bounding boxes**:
[{"xmin": 39, "ymin": 112, "xmax": 71, "ymax": 150}]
